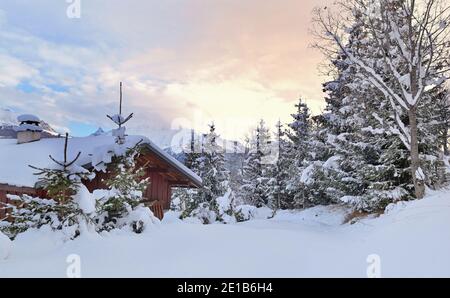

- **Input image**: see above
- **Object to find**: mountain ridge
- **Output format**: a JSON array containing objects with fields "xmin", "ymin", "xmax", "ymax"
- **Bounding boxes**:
[{"xmin": 0, "ymin": 107, "xmax": 59, "ymax": 139}]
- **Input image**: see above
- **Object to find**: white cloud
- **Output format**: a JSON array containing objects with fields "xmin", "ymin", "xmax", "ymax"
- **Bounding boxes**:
[
  {"xmin": 0, "ymin": 54, "xmax": 38, "ymax": 87},
  {"xmin": 0, "ymin": 0, "xmax": 332, "ymax": 143}
]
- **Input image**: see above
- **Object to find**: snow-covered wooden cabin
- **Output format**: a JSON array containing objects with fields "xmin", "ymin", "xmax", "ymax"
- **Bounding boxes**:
[{"xmin": 0, "ymin": 117, "xmax": 202, "ymax": 220}]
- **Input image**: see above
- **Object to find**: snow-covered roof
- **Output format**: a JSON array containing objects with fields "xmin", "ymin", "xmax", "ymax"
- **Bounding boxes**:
[
  {"xmin": 17, "ymin": 114, "xmax": 40, "ymax": 123},
  {"xmin": 140, "ymin": 138, "xmax": 203, "ymax": 188},
  {"xmin": 0, "ymin": 135, "xmax": 202, "ymax": 188},
  {"xmin": 14, "ymin": 124, "xmax": 43, "ymax": 132}
]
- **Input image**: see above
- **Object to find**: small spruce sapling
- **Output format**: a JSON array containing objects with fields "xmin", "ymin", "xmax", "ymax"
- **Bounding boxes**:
[
  {"xmin": 1, "ymin": 133, "xmax": 93, "ymax": 239},
  {"xmin": 95, "ymin": 140, "xmax": 151, "ymax": 232}
]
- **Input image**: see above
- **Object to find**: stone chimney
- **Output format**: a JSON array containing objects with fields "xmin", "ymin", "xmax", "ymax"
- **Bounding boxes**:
[{"xmin": 15, "ymin": 114, "xmax": 43, "ymax": 144}]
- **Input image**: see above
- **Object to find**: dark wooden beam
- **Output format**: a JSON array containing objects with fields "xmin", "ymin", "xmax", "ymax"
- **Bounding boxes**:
[
  {"xmin": 146, "ymin": 168, "xmax": 170, "ymax": 173},
  {"xmin": 168, "ymin": 180, "xmax": 190, "ymax": 185},
  {"xmin": 0, "ymin": 183, "xmax": 37, "ymax": 194}
]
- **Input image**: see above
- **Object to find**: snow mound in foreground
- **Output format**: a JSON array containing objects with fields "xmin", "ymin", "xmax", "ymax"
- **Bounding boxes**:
[
  {"xmin": 0, "ymin": 231, "xmax": 12, "ymax": 260},
  {"xmin": 1, "ymin": 189, "xmax": 450, "ymax": 277},
  {"xmin": 375, "ymin": 188, "xmax": 450, "ymax": 223}
]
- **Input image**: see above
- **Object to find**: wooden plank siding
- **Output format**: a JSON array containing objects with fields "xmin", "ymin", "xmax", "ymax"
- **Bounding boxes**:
[
  {"xmin": 145, "ymin": 172, "xmax": 171, "ymax": 209},
  {"xmin": 83, "ymin": 171, "xmax": 109, "ymax": 192},
  {"xmin": 1, "ymin": 169, "xmax": 181, "ymax": 221},
  {"xmin": 0, "ymin": 189, "xmax": 7, "ymax": 220},
  {"xmin": 83, "ymin": 170, "xmax": 168, "ymax": 220},
  {"xmin": 0, "ymin": 180, "xmax": 167, "ymax": 221},
  {"xmin": 0, "ymin": 184, "xmax": 39, "ymax": 220}
]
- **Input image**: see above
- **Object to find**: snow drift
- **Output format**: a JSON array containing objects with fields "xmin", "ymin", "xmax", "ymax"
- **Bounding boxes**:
[{"xmin": 1, "ymin": 189, "xmax": 449, "ymax": 277}]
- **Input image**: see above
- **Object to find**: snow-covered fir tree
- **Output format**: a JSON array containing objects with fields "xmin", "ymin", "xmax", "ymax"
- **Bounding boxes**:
[
  {"xmin": 416, "ymin": 86, "xmax": 448, "ymax": 188},
  {"xmin": 310, "ymin": 7, "xmax": 418, "ymax": 211},
  {"xmin": 97, "ymin": 87, "xmax": 158, "ymax": 232},
  {"xmin": 311, "ymin": 1, "xmax": 449, "ymax": 211},
  {"xmin": 1, "ymin": 133, "xmax": 93, "ymax": 239},
  {"xmin": 319, "ymin": 13, "xmax": 406, "ymax": 211},
  {"xmin": 197, "ymin": 123, "xmax": 229, "ymax": 201},
  {"xmin": 428, "ymin": 87, "xmax": 450, "ymax": 156},
  {"xmin": 240, "ymin": 120, "xmax": 273, "ymax": 207},
  {"xmin": 95, "ymin": 141, "xmax": 153, "ymax": 233},
  {"xmin": 266, "ymin": 121, "xmax": 291, "ymax": 212},
  {"xmin": 306, "ymin": 75, "xmax": 361, "ymax": 207},
  {"xmin": 180, "ymin": 124, "xmax": 232, "ymax": 223},
  {"xmin": 284, "ymin": 98, "xmax": 317, "ymax": 209},
  {"xmin": 313, "ymin": 0, "xmax": 450, "ymax": 199},
  {"xmin": 286, "ymin": 98, "xmax": 311, "ymax": 154},
  {"xmin": 171, "ymin": 130, "xmax": 202, "ymax": 212}
]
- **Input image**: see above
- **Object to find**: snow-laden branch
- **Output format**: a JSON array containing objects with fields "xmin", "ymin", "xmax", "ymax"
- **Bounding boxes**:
[
  {"xmin": 388, "ymin": 17, "xmax": 411, "ymax": 62},
  {"xmin": 366, "ymin": 75, "xmax": 412, "ymax": 150},
  {"xmin": 331, "ymin": 33, "xmax": 410, "ymax": 110}
]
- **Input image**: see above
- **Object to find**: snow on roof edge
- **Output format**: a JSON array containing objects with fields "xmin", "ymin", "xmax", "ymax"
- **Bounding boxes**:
[
  {"xmin": 84, "ymin": 135, "xmax": 202, "ymax": 187},
  {"xmin": 0, "ymin": 135, "xmax": 202, "ymax": 190},
  {"xmin": 141, "ymin": 138, "xmax": 202, "ymax": 187}
]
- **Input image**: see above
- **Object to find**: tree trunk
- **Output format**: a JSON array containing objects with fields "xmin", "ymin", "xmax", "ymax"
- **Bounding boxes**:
[
  {"xmin": 409, "ymin": 107, "xmax": 425, "ymax": 199},
  {"xmin": 444, "ymin": 129, "xmax": 449, "ymax": 156}
]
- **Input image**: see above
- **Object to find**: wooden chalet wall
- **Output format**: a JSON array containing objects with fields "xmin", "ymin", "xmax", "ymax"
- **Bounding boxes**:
[
  {"xmin": 83, "ymin": 171, "xmax": 109, "ymax": 191},
  {"xmin": 84, "ymin": 148, "xmax": 195, "ymax": 212},
  {"xmin": 83, "ymin": 168, "xmax": 172, "ymax": 210},
  {"xmin": 144, "ymin": 172, "xmax": 172, "ymax": 209},
  {"xmin": 0, "ymin": 184, "xmax": 45, "ymax": 220},
  {"xmin": 83, "ymin": 168, "xmax": 169, "ymax": 220},
  {"xmin": 0, "ymin": 173, "xmax": 167, "ymax": 220},
  {"xmin": 1, "ymin": 168, "xmax": 178, "ymax": 221},
  {"xmin": 0, "ymin": 146, "xmax": 198, "ymax": 221}
]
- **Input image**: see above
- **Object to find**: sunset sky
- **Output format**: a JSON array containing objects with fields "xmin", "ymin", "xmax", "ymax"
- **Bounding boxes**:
[{"xmin": 0, "ymin": 0, "xmax": 331, "ymax": 144}]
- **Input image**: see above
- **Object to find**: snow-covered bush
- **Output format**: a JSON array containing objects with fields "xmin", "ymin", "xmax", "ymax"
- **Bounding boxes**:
[
  {"xmin": 186, "ymin": 189, "xmax": 238, "ymax": 224},
  {"xmin": 1, "ymin": 193, "xmax": 95, "ymax": 240},
  {"xmin": 116, "ymin": 205, "xmax": 159, "ymax": 233},
  {"xmin": 94, "ymin": 188, "xmax": 159, "ymax": 233},
  {"xmin": 187, "ymin": 202, "xmax": 218, "ymax": 224},
  {"xmin": 179, "ymin": 189, "xmax": 260, "ymax": 224},
  {"xmin": 215, "ymin": 189, "xmax": 238, "ymax": 223},
  {"xmin": 0, "ymin": 231, "xmax": 12, "ymax": 260},
  {"xmin": 171, "ymin": 188, "xmax": 198, "ymax": 215},
  {"xmin": 170, "ymin": 196, "xmax": 182, "ymax": 212},
  {"xmin": 234, "ymin": 205, "xmax": 258, "ymax": 222}
]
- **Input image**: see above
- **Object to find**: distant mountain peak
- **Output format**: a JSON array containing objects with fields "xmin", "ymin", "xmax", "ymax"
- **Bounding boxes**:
[
  {"xmin": 0, "ymin": 107, "xmax": 59, "ymax": 138},
  {"xmin": 91, "ymin": 127, "xmax": 106, "ymax": 136},
  {"xmin": 0, "ymin": 107, "xmax": 17, "ymax": 126}
]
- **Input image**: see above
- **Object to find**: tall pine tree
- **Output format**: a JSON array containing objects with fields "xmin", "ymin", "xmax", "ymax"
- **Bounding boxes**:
[{"xmin": 241, "ymin": 120, "xmax": 273, "ymax": 207}]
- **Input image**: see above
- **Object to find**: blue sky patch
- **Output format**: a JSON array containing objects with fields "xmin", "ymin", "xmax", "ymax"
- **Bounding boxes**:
[
  {"xmin": 17, "ymin": 81, "xmax": 38, "ymax": 94},
  {"xmin": 68, "ymin": 121, "xmax": 98, "ymax": 137},
  {"xmin": 46, "ymin": 83, "xmax": 69, "ymax": 93}
]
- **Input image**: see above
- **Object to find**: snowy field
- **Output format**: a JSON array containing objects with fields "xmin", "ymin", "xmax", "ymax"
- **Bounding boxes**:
[{"xmin": 1, "ymin": 189, "xmax": 450, "ymax": 278}]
